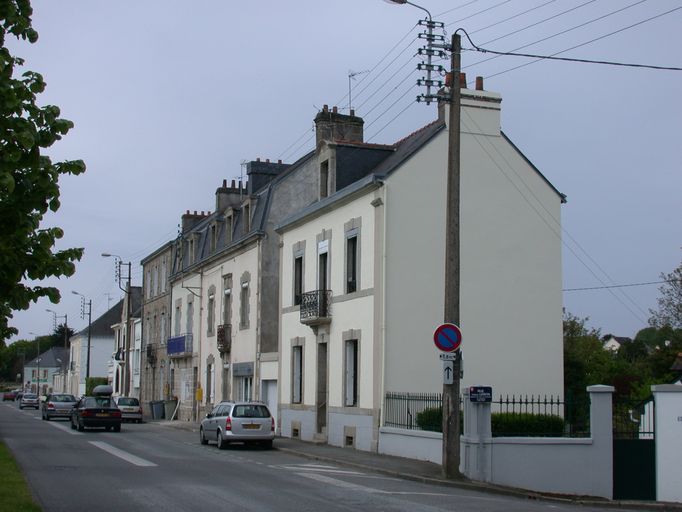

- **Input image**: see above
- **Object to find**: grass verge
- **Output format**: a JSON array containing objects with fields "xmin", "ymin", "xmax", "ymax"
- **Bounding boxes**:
[{"xmin": 0, "ymin": 441, "xmax": 41, "ymax": 512}]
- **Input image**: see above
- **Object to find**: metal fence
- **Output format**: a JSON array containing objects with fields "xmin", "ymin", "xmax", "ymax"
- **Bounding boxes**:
[
  {"xmin": 384, "ymin": 392, "xmax": 445, "ymax": 431},
  {"xmin": 384, "ymin": 392, "xmax": 590, "ymax": 437}
]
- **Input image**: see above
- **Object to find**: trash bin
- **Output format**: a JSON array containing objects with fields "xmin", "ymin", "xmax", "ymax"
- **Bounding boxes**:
[
  {"xmin": 150, "ymin": 400, "xmax": 165, "ymax": 420},
  {"xmin": 163, "ymin": 399, "xmax": 178, "ymax": 420}
]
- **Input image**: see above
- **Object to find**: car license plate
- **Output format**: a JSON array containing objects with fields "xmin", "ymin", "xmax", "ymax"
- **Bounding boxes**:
[
  {"xmin": 96, "ymin": 413, "xmax": 109, "ymax": 417},
  {"xmin": 243, "ymin": 424, "xmax": 259, "ymax": 430}
]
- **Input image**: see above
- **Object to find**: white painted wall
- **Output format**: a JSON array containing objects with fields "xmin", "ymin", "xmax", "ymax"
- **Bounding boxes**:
[
  {"xmin": 384, "ymin": 89, "xmax": 564, "ymax": 398},
  {"xmin": 652, "ymin": 385, "xmax": 682, "ymax": 503}
]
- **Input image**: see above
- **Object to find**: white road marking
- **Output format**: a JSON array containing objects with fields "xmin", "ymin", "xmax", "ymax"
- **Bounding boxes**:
[
  {"xmin": 46, "ymin": 420, "xmax": 80, "ymax": 435},
  {"xmin": 89, "ymin": 441, "xmax": 157, "ymax": 467},
  {"xmin": 279, "ymin": 465, "xmax": 364, "ymax": 475},
  {"xmin": 297, "ymin": 472, "xmax": 505, "ymax": 500}
]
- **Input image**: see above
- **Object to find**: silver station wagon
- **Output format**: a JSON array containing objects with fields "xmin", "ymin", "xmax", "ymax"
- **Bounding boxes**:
[{"xmin": 200, "ymin": 401, "xmax": 275, "ymax": 449}]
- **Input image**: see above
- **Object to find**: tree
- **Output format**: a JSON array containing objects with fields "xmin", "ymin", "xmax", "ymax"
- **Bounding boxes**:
[
  {"xmin": 649, "ymin": 258, "xmax": 682, "ymax": 329},
  {"xmin": 0, "ymin": 0, "xmax": 85, "ymax": 341}
]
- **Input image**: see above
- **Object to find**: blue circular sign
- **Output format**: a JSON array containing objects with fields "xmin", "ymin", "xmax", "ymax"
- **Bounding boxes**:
[{"xmin": 433, "ymin": 323, "xmax": 462, "ymax": 352}]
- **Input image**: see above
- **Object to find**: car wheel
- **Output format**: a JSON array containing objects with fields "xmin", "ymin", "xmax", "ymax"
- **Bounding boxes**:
[
  {"xmin": 262, "ymin": 440, "xmax": 273, "ymax": 449},
  {"xmin": 77, "ymin": 419, "xmax": 84, "ymax": 432},
  {"xmin": 70, "ymin": 417, "xmax": 76, "ymax": 430},
  {"xmin": 217, "ymin": 430, "xmax": 227, "ymax": 450},
  {"xmin": 113, "ymin": 425, "xmax": 121, "ymax": 432},
  {"xmin": 44, "ymin": 413, "xmax": 50, "ymax": 421},
  {"xmin": 200, "ymin": 428, "xmax": 208, "ymax": 445}
]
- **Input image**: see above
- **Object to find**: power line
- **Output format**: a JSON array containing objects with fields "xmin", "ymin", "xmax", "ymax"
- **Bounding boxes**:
[
  {"xmin": 467, "ymin": 0, "xmax": 560, "ymax": 36},
  {"xmin": 444, "ymin": 0, "xmax": 513, "ymax": 28},
  {"xmin": 461, "ymin": 7, "xmax": 682, "ymax": 72},
  {"xmin": 465, "ymin": 0, "xmax": 650, "ymax": 70},
  {"xmin": 564, "ymin": 279, "xmax": 680, "ymax": 292},
  {"xmin": 436, "ymin": 0, "xmax": 483, "ymax": 18}
]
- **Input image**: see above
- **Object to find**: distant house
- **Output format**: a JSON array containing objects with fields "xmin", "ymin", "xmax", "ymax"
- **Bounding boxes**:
[
  {"xmin": 602, "ymin": 334, "xmax": 632, "ymax": 352},
  {"xmin": 111, "ymin": 287, "xmax": 143, "ymax": 398},
  {"xmin": 67, "ymin": 300, "xmax": 123, "ymax": 396},
  {"xmin": 24, "ymin": 347, "xmax": 69, "ymax": 396}
]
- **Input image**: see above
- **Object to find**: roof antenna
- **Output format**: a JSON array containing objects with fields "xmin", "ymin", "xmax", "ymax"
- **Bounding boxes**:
[{"xmin": 348, "ymin": 69, "xmax": 369, "ymax": 113}]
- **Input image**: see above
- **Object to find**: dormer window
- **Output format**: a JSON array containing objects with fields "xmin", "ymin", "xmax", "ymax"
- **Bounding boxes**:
[
  {"xmin": 320, "ymin": 160, "xmax": 329, "ymax": 198},
  {"xmin": 243, "ymin": 202, "xmax": 251, "ymax": 234},
  {"xmin": 209, "ymin": 223, "xmax": 218, "ymax": 253},
  {"xmin": 225, "ymin": 211, "xmax": 233, "ymax": 244}
]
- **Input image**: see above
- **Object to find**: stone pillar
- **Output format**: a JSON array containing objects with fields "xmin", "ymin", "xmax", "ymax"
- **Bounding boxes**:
[
  {"xmin": 652, "ymin": 384, "xmax": 682, "ymax": 503},
  {"xmin": 459, "ymin": 387, "xmax": 492, "ymax": 481},
  {"xmin": 587, "ymin": 385, "xmax": 614, "ymax": 499}
]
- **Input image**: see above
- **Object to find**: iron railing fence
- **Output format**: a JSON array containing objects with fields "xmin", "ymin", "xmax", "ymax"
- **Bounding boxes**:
[
  {"xmin": 612, "ymin": 397, "xmax": 655, "ymax": 439},
  {"xmin": 384, "ymin": 392, "xmax": 590, "ymax": 437}
]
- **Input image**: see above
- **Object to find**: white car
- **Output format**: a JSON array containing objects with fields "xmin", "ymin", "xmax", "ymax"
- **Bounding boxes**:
[{"xmin": 115, "ymin": 397, "xmax": 143, "ymax": 423}]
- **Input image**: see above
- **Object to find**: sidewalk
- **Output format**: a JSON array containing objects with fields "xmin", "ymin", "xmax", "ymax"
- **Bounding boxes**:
[{"xmin": 152, "ymin": 418, "xmax": 682, "ymax": 511}]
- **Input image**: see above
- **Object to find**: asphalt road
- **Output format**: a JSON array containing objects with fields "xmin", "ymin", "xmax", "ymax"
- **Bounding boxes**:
[{"xmin": 1, "ymin": 402, "xmax": 643, "ymax": 512}]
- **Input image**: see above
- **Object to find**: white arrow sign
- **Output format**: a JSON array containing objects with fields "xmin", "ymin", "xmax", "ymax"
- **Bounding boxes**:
[{"xmin": 443, "ymin": 361, "xmax": 454, "ymax": 385}]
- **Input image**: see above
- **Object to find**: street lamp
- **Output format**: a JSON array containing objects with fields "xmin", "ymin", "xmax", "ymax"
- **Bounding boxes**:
[
  {"xmin": 72, "ymin": 291, "xmax": 92, "ymax": 383},
  {"xmin": 46, "ymin": 309, "xmax": 69, "ymax": 348},
  {"xmin": 102, "ymin": 252, "xmax": 133, "ymax": 396},
  {"xmin": 29, "ymin": 332, "xmax": 41, "ymax": 395}
]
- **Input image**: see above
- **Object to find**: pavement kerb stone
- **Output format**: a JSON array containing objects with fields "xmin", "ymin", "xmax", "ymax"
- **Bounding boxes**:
[{"xmin": 151, "ymin": 421, "xmax": 682, "ymax": 511}]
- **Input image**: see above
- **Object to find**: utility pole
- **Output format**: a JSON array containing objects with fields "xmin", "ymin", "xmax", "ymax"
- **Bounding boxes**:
[
  {"xmin": 393, "ymin": 0, "xmax": 461, "ymax": 478},
  {"xmin": 442, "ymin": 32, "xmax": 462, "ymax": 479}
]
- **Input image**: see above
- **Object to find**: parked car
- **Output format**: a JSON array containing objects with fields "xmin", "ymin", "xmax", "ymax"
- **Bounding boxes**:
[
  {"xmin": 2, "ymin": 390, "xmax": 17, "ymax": 401},
  {"xmin": 199, "ymin": 401, "xmax": 274, "ymax": 449},
  {"xmin": 115, "ymin": 397, "xmax": 143, "ymax": 423},
  {"xmin": 70, "ymin": 385, "xmax": 121, "ymax": 432},
  {"xmin": 41, "ymin": 393, "xmax": 78, "ymax": 421},
  {"xmin": 19, "ymin": 393, "xmax": 39, "ymax": 409}
]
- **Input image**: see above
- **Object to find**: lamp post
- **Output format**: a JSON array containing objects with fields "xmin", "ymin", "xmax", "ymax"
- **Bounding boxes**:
[
  {"xmin": 102, "ymin": 253, "xmax": 133, "ymax": 396},
  {"xmin": 29, "ymin": 332, "xmax": 41, "ymax": 395},
  {"xmin": 385, "ymin": 0, "xmax": 461, "ymax": 479},
  {"xmin": 72, "ymin": 291, "xmax": 92, "ymax": 384}
]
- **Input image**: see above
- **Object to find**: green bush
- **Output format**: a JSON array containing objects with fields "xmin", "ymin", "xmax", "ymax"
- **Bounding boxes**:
[
  {"xmin": 416, "ymin": 407, "xmax": 442, "ymax": 432},
  {"xmin": 85, "ymin": 377, "xmax": 108, "ymax": 396},
  {"xmin": 492, "ymin": 412, "xmax": 565, "ymax": 437}
]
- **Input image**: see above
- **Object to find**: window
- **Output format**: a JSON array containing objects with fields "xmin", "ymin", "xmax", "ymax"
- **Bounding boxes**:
[
  {"xmin": 320, "ymin": 160, "xmax": 329, "ymax": 198},
  {"xmin": 225, "ymin": 214, "xmax": 233, "ymax": 244},
  {"xmin": 346, "ymin": 235, "xmax": 358, "ymax": 294},
  {"xmin": 160, "ymin": 309, "xmax": 166, "ymax": 343},
  {"xmin": 161, "ymin": 258, "xmax": 167, "ymax": 293},
  {"xmin": 146, "ymin": 269, "xmax": 152, "ymax": 299},
  {"xmin": 318, "ymin": 252, "xmax": 328, "ymax": 291},
  {"xmin": 345, "ymin": 340, "xmax": 358, "ymax": 407},
  {"xmin": 174, "ymin": 304, "xmax": 181, "ymax": 336},
  {"xmin": 243, "ymin": 203, "xmax": 250, "ymax": 234},
  {"xmin": 186, "ymin": 299, "xmax": 193, "ymax": 334},
  {"xmin": 188, "ymin": 238, "xmax": 195, "ymax": 265},
  {"xmin": 210, "ymin": 224, "xmax": 217, "ymax": 253},
  {"xmin": 207, "ymin": 288, "xmax": 215, "ymax": 336},
  {"xmin": 239, "ymin": 275, "xmax": 250, "ymax": 330},
  {"xmin": 292, "ymin": 345, "xmax": 303, "ymax": 404},
  {"xmin": 223, "ymin": 275, "xmax": 232, "ymax": 325},
  {"xmin": 294, "ymin": 256, "xmax": 303, "ymax": 306}
]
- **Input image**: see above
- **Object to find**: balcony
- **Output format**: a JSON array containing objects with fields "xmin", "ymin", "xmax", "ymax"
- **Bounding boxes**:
[
  {"xmin": 300, "ymin": 290, "xmax": 332, "ymax": 326},
  {"xmin": 217, "ymin": 324, "xmax": 232, "ymax": 353},
  {"xmin": 167, "ymin": 333, "xmax": 193, "ymax": 358}
]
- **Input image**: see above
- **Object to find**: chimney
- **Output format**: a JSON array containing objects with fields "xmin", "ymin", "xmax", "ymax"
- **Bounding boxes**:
[
  {"xmin": 246, "ymin": 159, "xmax": 291, "ymax": 195},
  {"xmin": 216, "ymin": 178, "xmax": 246, "ymax": 211},
  {"xmin": 181, "ymin": 210, "xmax": 205, "ymax": 233},
  {"xmin": 314, "ymin": 105, "xmax": 364, "ymax": 147},
  {"xmin": 475, "ymin": 76, "xmax": 484, "ymax": 91}
]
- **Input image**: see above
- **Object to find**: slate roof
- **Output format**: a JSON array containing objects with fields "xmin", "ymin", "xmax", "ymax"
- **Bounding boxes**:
[
  {"xmin": 76, "ymin": 299, "xmax": 124, "ymax": 337},
  {"xmin": 26, "ymin": 347, "xmax": 69, "ymax": 368}
]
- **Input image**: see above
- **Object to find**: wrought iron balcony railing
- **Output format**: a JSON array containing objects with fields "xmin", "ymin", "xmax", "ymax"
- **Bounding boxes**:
[
  {"xmin": 167, "ymin": 333, "xmax": 194, "ymax": 358},
  {"xmin": 300, "ymin": 290, "xmax": 332, "ymax": 326},
  {"xmin": 217, "ymin": 324, "xmax": 232, "ymax": 353},
  {"xmin": 146, "ymin": 343, "xmax": 157, "ymax": 364}
]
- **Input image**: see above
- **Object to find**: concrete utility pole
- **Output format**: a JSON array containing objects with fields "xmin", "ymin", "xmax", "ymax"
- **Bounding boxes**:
[{"xmin": 442, "ymin": 32, "xmax": 462, "ymax": 479}]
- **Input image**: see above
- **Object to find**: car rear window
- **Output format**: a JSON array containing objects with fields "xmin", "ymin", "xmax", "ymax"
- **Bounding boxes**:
[
  {"xmin": 84, "ymin": 397, "xmax": 115, "ymax": 408},
  {"xmin": 117, "ymin": 398, "xmax": 139, "ymax": 406},
  {"xmin": 52, "ymin": 395, "xmax": 76, "ymax": 402},
  {"xmin": 232, "ymin": 405, "xmax": 270, "ymax": 418},
  {"xmin": 23, "ymin": 394, "xmax": 37, "ymax": 399}
]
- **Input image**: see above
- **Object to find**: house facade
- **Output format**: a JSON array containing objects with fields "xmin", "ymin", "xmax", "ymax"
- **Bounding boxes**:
[
  {"xmin": 140, "ymin": 242, "xmax": 173, "ymax": 406},
  {"xmin": 66, "ymin": 300, "xmax": 123, "ymax": 396},
  {"xmin": 111, "ymin": 288, "xmax": 142, "ymax": 398},
  {"xmin": 277, "ymin": 85, "xmax": 565, "ymax": 450},
  {"xmin": 25, "ymin": 347, "xmax": 69, "ymax": 396}
]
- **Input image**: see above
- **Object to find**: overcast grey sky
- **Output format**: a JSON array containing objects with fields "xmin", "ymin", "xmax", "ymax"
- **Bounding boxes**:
[{"xmin": 7, "ymin": 0, "xmax": 681, "ymax": 344}]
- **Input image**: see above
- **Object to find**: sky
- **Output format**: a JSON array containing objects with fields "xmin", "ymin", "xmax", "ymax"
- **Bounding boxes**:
[{"xmin": 5, "ymin": 0, "xmax": 681, "ymax": 344}]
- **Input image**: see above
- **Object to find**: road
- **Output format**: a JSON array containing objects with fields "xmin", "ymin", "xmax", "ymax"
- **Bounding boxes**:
[{"xmin": 1, "ymin": 401, "xmax": 642, "ymax": 512}]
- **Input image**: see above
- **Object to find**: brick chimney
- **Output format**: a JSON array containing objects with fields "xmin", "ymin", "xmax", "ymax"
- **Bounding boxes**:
[
  {"xmin": 215, "ymin": 179, "xmax": 247, "ymax": 211},
  {"xmin": 314, "ymin": 105, "xmax": 364, "ymax": 147},
  {"xmin": 181, "ymin": 210, "xmax": 207, "ymax": 233}
]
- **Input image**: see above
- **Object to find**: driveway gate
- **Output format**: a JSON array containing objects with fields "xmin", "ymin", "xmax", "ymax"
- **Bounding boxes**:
[{"xmin": 612, "ymin": 398, "xmax": 655, "ymax": 500}]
